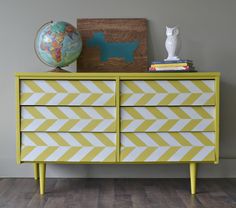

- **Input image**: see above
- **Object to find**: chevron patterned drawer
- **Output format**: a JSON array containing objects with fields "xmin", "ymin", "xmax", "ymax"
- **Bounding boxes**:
[
  {"xmin": 121, "ymin": 80, "xmax": 215, "ymax": 106},
  {"xmin": 21, "ymin": 106, "xmax": 116, "ymax": 132},
  {"xmin": 21, "ymin": 132, "xmax": 116, "ymax": 162},
  {"xmin": 120, "ymin": 132, "xmax": 215, "ymax": 162},
  {"xmin": 20, "ymin": 80, "xmax": 116, "ymax": 106},
  {"xmin": 121, "ymin": 106, "xmax": 215, "ymax": 132}
]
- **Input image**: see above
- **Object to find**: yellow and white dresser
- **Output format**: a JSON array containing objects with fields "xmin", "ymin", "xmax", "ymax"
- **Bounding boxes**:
[{"xmin": 16, "ymin": 72, "xmax": 220, "ymax": 195}]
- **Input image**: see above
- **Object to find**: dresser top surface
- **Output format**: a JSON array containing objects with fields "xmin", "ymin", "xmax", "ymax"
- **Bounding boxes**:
[{"xmin": 16, "ymin": 72, "xmax": 221, "ymax": 79}]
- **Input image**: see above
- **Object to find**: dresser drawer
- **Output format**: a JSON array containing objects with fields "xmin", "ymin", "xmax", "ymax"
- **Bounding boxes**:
[
  {"xmin": 20, "ymin": 80, "xmax": 116, "ymax": 106},
  {"xmin": 120, "ymin": 132, "xmax": 215, "ymax": 162},
  {"xmin": 21, "ymin": 106, "xmax": 116, "ymax": 132},
  {"xmin": 121, "ymin": 106, "xmax": 215, "ymax": 132},
  {"xmin": 21, "ymin": 132, "xmax": 116, "ymax": 162},
  {"xmin": 121, "ymin": 80, "xmax": 215, "ymax": 106}
]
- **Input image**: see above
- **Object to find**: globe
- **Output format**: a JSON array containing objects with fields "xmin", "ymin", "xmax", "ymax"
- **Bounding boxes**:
[{"xmin": 35, "ymin": 21, "xmax": 82, "ymax": 69}]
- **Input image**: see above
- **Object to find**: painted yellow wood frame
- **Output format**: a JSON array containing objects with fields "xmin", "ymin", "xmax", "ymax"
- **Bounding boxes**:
[{"xmin": 16, "ymin": 72, "xmax": 220, "ymax": 195}]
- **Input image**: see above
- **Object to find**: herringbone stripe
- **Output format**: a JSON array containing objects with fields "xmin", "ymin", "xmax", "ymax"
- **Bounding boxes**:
[
  {"xmin": 121, "ymin": 132, "xmax": 215, "ymax": 147},
  {"xmin": 21, "ymin": 133, "xmax": 116, "ymax": 162},
  {"xmin": 21, "ymin": 146, "xmax": 116, "ymax": 162},
  {"xmin": 120, "ymin": 132, "xmax": 215, "ymax": 162},
  {"xmin": 21, "ymin": 80, "xmax": 116, "ymax": 106},
  {"xmin": 22, "ymin": 133, "xmax": 116, "ymax": 146},
  {"xmin": 21, "ymin": 107, "xmax": 116, "ymax": 132},
  {"xmin": 121, "ymin": 107, "xmax": 215, "ymax": 132},
  {"xmin": 120, "ymin": 146, "xmax": 215, "ymax": 162},
  {"xmin": 121, "ymin": 80, "xmax": 215, "ymax": 106}
]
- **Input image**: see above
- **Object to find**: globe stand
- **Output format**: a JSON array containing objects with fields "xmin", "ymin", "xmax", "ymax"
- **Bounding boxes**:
[{"xmin": 49, "ymin": 67, "xmax": 71, "ymax": 73}]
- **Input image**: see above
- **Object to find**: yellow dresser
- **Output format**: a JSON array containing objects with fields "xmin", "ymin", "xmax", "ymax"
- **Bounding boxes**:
[{"xmin": 16, "ymin": 72, "xmax": 220, "ymax": 195}]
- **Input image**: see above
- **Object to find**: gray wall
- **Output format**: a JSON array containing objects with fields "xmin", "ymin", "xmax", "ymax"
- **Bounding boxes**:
[{"xmin": 0, "ymin": 0, "xmax": 236, "ymax": 178}]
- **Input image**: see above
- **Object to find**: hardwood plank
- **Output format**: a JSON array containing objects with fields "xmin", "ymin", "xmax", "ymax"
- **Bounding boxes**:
[
  {"xmin": 190, "ymin": 179, "xmax": 236, "ymax": 208},
  {"xmin": 145, "ymin": 184, "xmax": 170, "ymax": 208},
  {"xmin": 0, "ymin": 179, "xmax": 17, "ymax": 207},
  {"xmin": 198, "ymin": 179, "xmax": 236, "ymax": 208},
  {"xmin": 0, "ymin": 178, "xmax": 236, "ymax": 208},
  {"xmin": 26, "ymin": 178, "xmax": 57, "ymax": 208},
  {"xmin": 160, "ymin": 179, "xmax": 188, "ymax": 208},
  {"xmin": 218, "ymin": 179, "xmax": 236, "ymax": 202},
  {"xmin": 127, "ymin": 179, "xmax": 151, "ymax": 208},
  {"xmin": 97, "ymin": 179, "xmax": 115, "ymax": 208},
  {"xmin": 114, "ymin": 179, "xmax": 133, "ymax": 208},
  {"xmin": 175, "ymin": 179, "xmax": 205, "ymax": 208},
  {"xmin": 64, "ymin": 178, "xmax": 99, "ymax": 208},
  {"xmin": 0, "ymin": 179, "xmax": 38, "ymax": 208}
]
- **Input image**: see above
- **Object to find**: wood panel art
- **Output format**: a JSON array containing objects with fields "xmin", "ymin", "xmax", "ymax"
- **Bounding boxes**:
[{"xmin": 77, "ymin": 18, "xmax": 148, "ymax": 72}]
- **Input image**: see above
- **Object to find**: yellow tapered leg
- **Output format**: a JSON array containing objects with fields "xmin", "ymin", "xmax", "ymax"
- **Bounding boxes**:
[
  {"xmin": 39, "ymin": 163, "xmax": 46, "ymax": 195},
  {"xmin": 190, "ymin": 163, "xmax": 197, "ymax": 194},
  {"xmin": 34, "ymin": 163, "xmax": 39, "ymax": 180}
]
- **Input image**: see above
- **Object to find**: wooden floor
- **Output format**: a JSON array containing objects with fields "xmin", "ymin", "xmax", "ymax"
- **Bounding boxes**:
[{"xmin": 0, "ymin": 178, "xmax": 236, "ymax": 208}]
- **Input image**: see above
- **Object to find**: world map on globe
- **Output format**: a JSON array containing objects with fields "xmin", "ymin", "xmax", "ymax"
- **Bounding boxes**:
[{"xmin": 35, "ymin": 21, "xmax": 82, "ymax": 68}]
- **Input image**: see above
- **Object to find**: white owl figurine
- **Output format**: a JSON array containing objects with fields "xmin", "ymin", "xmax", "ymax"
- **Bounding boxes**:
[{"xmin": 164, "ymin": 26, "xmax": 181, "ymax": 61}]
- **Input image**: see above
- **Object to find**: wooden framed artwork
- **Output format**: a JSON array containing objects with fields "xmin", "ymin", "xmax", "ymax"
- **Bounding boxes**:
[{"xmin": 77, "ymin": 18, "xmax": 148, "ymax": 72}]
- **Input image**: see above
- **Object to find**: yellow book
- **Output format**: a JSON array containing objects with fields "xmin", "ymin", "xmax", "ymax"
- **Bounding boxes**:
[{"xmin": 151, "ymin": 63, "xmax": 191, "ymax": 67}]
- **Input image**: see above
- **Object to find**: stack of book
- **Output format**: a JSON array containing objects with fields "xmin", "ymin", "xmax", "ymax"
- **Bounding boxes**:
[{"xmin": 149, "ymin": 60, "xmax": 196, "ymax": 72}]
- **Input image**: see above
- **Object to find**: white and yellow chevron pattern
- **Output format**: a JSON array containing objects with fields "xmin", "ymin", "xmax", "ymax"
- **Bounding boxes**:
[
  {"xmin": 121, "ymin": 107, "xmax": 215, "ymax": 132},
  {"xmin": 21, "ymin": 132, "xmax": 116, "ymax": 162},
  {"xmin": 120, "ymin": 132, "xmax": 215, "ymax": 162},
  {"xmin": 21, "ymin": 80, "xmax": 116, "ymax": 106},
  {"xmin": 21, "ymin": 106, "xmax": 116, "ymax": 132},
  {"xmin": 121, "ymin": 80, "xmax": 215, "ymax": 106}
]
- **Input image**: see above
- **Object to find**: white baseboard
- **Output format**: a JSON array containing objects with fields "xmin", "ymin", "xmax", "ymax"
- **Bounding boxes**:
[{"xmin": 1, "ymin": 158, "xmax": 236, "ymax": 178}]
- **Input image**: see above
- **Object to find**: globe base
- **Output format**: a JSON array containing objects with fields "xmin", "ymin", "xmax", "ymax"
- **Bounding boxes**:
[{"xmin": 49, "ymin": 67, "xmax": 71, "ymax": 73}]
